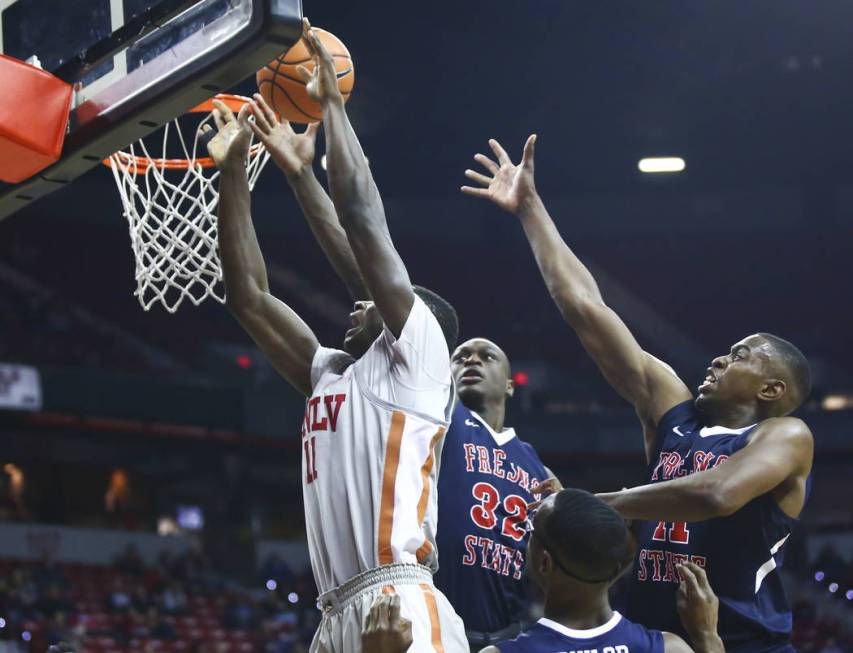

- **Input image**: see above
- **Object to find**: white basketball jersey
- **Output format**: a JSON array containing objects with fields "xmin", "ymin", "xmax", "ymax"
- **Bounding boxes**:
[{"xmin": 301, "ymin": 296, "xmax": 453, "ymax": 594}]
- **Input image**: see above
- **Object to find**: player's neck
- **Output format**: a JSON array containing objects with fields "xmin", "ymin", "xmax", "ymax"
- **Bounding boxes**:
[
  {"xmin": 706, "ymin": 402, "xmax": 763, "ymax": 429},
  {"xmin": 477, "ymin": 400, "xmax": 506, "ymax": 433},
  {"xmin": 543, "ymin": 588, "xmax": 613, "ymax": 631}
]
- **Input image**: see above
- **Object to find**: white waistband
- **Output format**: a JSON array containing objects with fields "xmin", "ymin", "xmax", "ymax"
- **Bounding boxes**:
[{"xmin": 317, "ymin": 563, "xmax": 433, "ymax": 615}]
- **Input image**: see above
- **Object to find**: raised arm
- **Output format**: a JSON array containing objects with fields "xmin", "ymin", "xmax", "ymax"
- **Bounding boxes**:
[
  {"xmin": 205, "ymin": 100, "xmax": 319, "ymax": 396},
  {"xmin": 597, "ymin": 416, "xmax": 813, "ymax": 521},
  {"xmin": 299, "ymin": 19, "xmax": 414, "ymax": 336},
  {"xmin": 461, "ymin": 136, "xmax": 691, "ymax": 453},
  {"xmin": 246, "ymin": 94, "xmax": 369, "ymax": 301}
]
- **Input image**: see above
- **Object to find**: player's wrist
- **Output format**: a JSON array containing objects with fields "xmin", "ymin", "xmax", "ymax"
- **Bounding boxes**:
[
  {"xmin": 284, "ymin": 162, "xmax": 316, "ymax": 183},
  {"xmin": 219, "ymin": 157, "xmax": 250, "ymax": 174},
  {"xmin": 688, "ymin": 629, "xmax": 724, "ymax": 653},
  {"xmin": 320, "ymin": 92, "xmax": 346, "ymax": 110},
  {"xmin": 515, "ymin": 191, "xmax": 544, "ymax": 219}
]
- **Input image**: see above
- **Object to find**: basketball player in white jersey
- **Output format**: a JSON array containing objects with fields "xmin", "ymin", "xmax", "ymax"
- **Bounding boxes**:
[{"xmin": 203, "ymin": 19, "xmax": 467, "ymax": 653}]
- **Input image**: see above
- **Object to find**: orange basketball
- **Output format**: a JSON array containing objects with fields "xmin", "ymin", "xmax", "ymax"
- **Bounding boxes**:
[{"xmin": 256, "ymin": 28, "xmax": 354, "ymax": 124}]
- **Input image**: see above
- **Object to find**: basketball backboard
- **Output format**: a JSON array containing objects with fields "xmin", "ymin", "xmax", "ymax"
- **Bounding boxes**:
[{"xmin": 0, "ymin": 0, "xmax": 302, "ymax": 221}]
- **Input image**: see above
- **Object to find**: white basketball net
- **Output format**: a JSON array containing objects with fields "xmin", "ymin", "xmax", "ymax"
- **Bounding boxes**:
[{"xmin": 108, "ymin": 103, "xmax": 270, "ymax": 313}]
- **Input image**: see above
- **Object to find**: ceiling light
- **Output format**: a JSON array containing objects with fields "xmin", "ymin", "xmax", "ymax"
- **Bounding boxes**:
[{"xmin": 638, "ymin": 157, "xmax": 685, "ymax": 174}]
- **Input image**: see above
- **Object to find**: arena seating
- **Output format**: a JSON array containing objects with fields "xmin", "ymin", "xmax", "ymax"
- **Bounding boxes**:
[{"xmin": 0, "ymin": 554, "xmax": 314, "ymax": 653}]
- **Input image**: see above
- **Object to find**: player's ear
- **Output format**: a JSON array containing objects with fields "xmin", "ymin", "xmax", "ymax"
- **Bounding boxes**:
[
  {"xmin": 758, "ymin": 379, "xmax": 786, "ymax": 403},
  {"xmin": 505, "ymin": 378, "xmax": 515, "ymax": 398}
]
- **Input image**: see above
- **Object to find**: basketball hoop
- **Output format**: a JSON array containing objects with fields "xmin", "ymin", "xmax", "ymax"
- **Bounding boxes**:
[{"xmin": 105, "ymin": 94, "xmax": 271, "ymax": 313}]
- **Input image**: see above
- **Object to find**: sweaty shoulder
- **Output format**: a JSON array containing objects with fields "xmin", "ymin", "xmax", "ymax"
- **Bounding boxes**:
[
  {"xmin": 751, "ymin": 416, "xmax": 812, "ymax": 442},
  {"xmin": 747, "ymin": 416, "xmax": 813, "ymax": 469}
]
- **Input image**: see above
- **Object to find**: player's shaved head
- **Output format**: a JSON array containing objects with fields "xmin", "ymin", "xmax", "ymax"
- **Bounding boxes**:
[{"xmin": 534, "ymin": 489, "xmax": 633, "ymax": 585}]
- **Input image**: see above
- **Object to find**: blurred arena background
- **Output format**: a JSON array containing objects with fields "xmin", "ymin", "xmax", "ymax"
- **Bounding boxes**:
[{"xmin": 1, "ymin": 2, "xmax": 852, "ymax": 652}]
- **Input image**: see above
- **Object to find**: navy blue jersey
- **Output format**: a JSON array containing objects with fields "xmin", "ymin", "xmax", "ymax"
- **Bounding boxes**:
[
  {"xmin": 434, "ymin": 403, "xmax": 550, "ymax": 632},
  {"xmin": 624, "ymin": 401, "xmax": 810, "ymax": 653},
  {"xmin": 497, "ymin": 612, "xmax": 664, "ymax": 653}
]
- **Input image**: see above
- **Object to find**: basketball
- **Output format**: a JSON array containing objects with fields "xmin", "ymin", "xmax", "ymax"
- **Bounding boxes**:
[{"xmin": 256, "ymin": 28, "xmax": 354, "ymax": 124}]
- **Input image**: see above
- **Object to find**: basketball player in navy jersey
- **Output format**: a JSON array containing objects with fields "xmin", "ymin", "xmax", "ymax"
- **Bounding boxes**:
[
  {"xmin": 245, "ymin": 96, "xmax": 562, "ymax": 649},
  {"xmin": 436, "ymin": 338, "xmax": 560, "ymax": 649},
  {"xmin": 462, "ymin": 135, "xmax": 814, "ymax": 653},
  {"xmin": 483, "ymin": 489, "xmax": 724, "ymax": 653}
]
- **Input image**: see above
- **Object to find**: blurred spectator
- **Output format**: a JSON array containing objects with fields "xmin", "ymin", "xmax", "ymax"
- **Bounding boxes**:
[
  {"xmin": 131, "ymin": 586, "xmax": 153, "ymax": 613},
  {"xmin": 261, "ymin": 553, "xmax": 294, "ymax": 588},
  {"xmin": 160, "ymin": 582, "xmax": 188, "ymax": 615},
  {"xmin": 132, "ymin": 607, "xmax": 176, "ymax": 640},
  {"xmin": 36, "ymin": 585, "xmax": 71, "ymax": 619},
  {"xmin": 43, "ymin": 612, "xmax": 72, "ymax": 646},
  {"xmin": 223, "ymin": 594, "xmax": 257, "ymax": 631},
  {"xmin": 107, "ymin": 578, "xmax": 132, "ymax": 613},
  {"xmin": 105, "ymin": 469, "xmax": 141, "ymax": 530},
  {"xmin": 32, "ymin": 555, "xmax": 68, "ymax": 591},
  {"xmin": 0, "ymin": 464, "xmax": 27, "ymax": 520}
]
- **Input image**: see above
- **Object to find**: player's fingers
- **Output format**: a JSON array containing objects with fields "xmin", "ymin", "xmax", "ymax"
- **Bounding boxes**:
[
  {"xmin": 305, "ymin": 121, "xmax": 320, "ymax": 140},
  {"xmin": 685, "ymin": 562, "xmax": 715, "ymax": 604},
  {"xmin": 211, "ymin": 109, "xmax": 225, "ymax": 132},
  {"xmin": 388, "ymin": 593, "xmax": 402, "ymax": 625},
  {"xmin": 365, "ymin": 596, "xmax": 382, "ymax": 631},
  {"xmin": 522, "ymin": 134, "xmax": 537, "ymax": 166},
  {"xmin": 247, "ymin": 119, "xmax": 267, "ymax": 142},
  {"xmin": 488, "ymin": 138, "xmax": 512, "ymax": 165},
  {"xmin": 303, "ymin": 24, "xmax": 333, "ymax": 65},
  {"xmin": 460, "ymin": 185, "xmax": 491, "ymax": 198},
  {"xmin": 474, "ymin": 153, "xmax": 499, "ymax": 174},
  {"xmin": 683, "ymin": 561, "xmax": 710, "ymax": 588},
  {"xmin": 296, "ymin": 64, "xmax": 314, "ymax": 83},
  {"xmin": 529, "ymin": 478, "xmax": 555, "ymax": 495},
  {"xmin": 237, "ymin": 103, "xmax": 252, "ymax": 127},
  {"xmin": 377, "ymin": 595, "xmax": 393, "ymax": 630},
  {"xmin": 527, "ymin": 498, "xmax": 543, "ymax": 511},
  {"xmin": 212, "ymin": 99, "xmax": 235, "ymax": 123},
  {"xmin": 678, "ymin": 564, "xmax": 701, "ymax": 598},
  {"xmin": 464, "ymin": 169, "xmax": 492, "ymax": 186},
  {"xmin": 252, "ymin": 93, "xmax": 279, "ymax": 127},
  {"xmin": 301, "ymin": 17, "xmax": 314, "ymax": 49},
  {"xmin": 249, "ymin": 100, "xmax": 273, "ymax": 133}
]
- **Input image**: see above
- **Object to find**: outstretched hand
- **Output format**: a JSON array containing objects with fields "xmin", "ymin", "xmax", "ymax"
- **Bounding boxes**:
[
  {"xmin": 461, "ymin": 135, "xmax": 538, "ymax": 215},
  {"xmin": 676, "ymin": 562, "xmax": 722, "ymax": 649},
  {"xmin": 202, "ymin": 99, "xmax": 253, "ymax": 170},
  {"xmin": 248, "ymin": 93, "xmax": 319, "ymax": 178},
  {"xmin": 297, "ymin": 18, "xmax": 343, "ymax": 106}
]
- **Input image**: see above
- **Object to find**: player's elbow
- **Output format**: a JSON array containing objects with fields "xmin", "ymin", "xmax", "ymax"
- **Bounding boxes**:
[
  {"xmin": 224, "ymin": 281, "xmax": 265, "ymax": 317},
  {"xmin": 556, "ymin": 290, "xmax": 605, "ymax": 325},
  {"xmin": 698, "ymin": 481, "xmax": 742, "ymax": 518}
]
